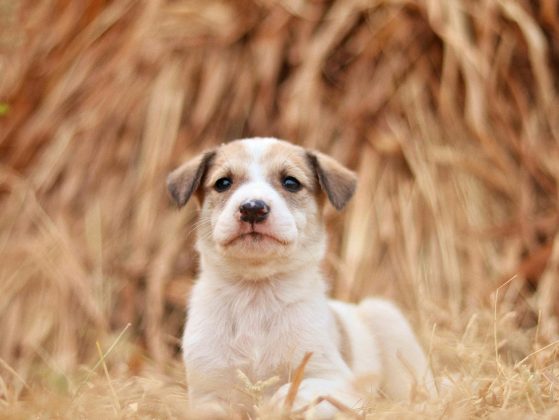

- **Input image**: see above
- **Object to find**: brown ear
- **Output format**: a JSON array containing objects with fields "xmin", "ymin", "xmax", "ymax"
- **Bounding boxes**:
[
  {"xmin": 306, "ymin": 151, "xmax": 357, "ymax": 210},
  {"xmin": 166, "ymin": 150, "xmax": 216, "ymax": 208}
]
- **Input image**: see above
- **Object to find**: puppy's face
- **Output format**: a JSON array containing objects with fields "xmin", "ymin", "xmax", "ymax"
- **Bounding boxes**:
[{"xmin": 167, "ymin": 138, "xmax": 356, "ymax": 279}]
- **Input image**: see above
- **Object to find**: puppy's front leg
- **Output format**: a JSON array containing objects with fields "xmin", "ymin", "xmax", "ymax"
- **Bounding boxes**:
[{"xmin": 271, "ymin": 377, "xmax": 361, "ymax": 418}]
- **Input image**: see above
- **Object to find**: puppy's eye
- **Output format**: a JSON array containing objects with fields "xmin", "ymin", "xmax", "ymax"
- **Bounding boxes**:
[
  {"xmin": 214, "ymin": 177, "xmax": 233, "ymax": 192},
  {"xmin": 282, "ymin": 176, "xmax": 302, "ymax": 193}
]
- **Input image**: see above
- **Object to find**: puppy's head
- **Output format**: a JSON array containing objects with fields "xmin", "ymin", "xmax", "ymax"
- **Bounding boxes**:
[{"xmin": 167, "ymin": 138, "xmax": 356, "ymax": 279}]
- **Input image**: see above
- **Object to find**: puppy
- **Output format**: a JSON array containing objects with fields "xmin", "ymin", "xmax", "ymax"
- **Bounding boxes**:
[{"xmin": 167, "ymin": 138, "xmax": 435, "ymax": 417}]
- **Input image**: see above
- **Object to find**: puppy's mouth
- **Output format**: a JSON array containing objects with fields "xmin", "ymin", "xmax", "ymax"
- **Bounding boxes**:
[{"xmin": 223, "ymin": 231, "xmax": 290, "ymax": 247}]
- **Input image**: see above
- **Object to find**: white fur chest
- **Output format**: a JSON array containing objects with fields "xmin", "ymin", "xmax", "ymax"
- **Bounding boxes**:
[{"xmin": 182, "ymin": 273, "xmax": 331, "ymax": 389}]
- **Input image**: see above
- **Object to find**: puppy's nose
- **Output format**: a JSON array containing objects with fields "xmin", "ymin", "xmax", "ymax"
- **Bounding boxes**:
[{"xmin": 239, "ymin": 199, "xmax": 270, "ymax": 224}]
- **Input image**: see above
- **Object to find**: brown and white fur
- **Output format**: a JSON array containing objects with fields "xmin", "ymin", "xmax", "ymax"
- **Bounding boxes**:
[{"xmin": 167, "ymin": 138, "xmax": 435, "ymax": 418}]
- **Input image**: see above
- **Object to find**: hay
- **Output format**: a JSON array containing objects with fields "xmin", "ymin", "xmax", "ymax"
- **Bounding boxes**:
[{"xmin": 0, "ymin": 0, "xmax": 558, "ymax": 417}]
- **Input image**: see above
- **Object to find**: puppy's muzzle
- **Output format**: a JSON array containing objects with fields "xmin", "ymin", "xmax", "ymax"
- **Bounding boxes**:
[{"xmin": 239, "ymin": 199, "xmax": 270, "ymax": 224}]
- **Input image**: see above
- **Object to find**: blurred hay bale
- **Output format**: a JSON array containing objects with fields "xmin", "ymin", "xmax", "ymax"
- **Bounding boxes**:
[{"xmin": 0, "ymin": 0, "xmax": 558, "ymax": 401}]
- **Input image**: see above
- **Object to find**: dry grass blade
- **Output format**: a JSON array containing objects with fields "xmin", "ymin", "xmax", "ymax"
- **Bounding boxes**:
[
  {"xmin": 95, "ymin": 341, "xmax": 120, "ymax": 414},
  {"xmin": 293, "ymin": 395, "xmax": 362, "ymax": 419},
  {"xmin": 283, "ymin": 352, "xmax": 313, "ymax": 413},
  {"xmin": 493, "ymin": 276, "xmax": 517, "ymax": 375},
  {"xmin": 0, "ymin": 358, "xmax": 30, "ymax": 392},
  {"xmin": 542, "ymin": 370, "xmax": 559, "ymax": 391},
  {"xmin": 514, "ymin": 340, "xmax": 559, "ymax": 368},
  {"xmin": 73, "ymin": 322, "xmax": 131, "ymax": 397}
]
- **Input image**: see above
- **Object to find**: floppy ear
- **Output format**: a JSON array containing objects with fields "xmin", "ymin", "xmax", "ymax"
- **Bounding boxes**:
[
  {"xmin": 306, "ymin": 151, "xmax": 357, "ymax": 210},
  {"xmin": 166, "ymin": 150, "xmax": 216, "ymax": 208}
]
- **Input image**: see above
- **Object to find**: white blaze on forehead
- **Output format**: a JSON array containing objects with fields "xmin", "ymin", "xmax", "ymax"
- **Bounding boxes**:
[
  {"xmin": 238, "ymin": 137, "xmax": 279, "ymax": 157},
  {"xmin": 239, "ymin": 137, "xmax": 279, "ymax": 182}
]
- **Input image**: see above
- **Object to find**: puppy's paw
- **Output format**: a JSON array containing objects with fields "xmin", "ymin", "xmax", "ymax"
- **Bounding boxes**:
[{"xmin": 270, "ymin": 381, "xmax": 352, "ymax": 419}]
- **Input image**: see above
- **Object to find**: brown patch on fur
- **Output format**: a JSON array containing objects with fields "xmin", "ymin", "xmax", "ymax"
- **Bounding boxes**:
[
  {"xmin": 306, "ymin": 151, "xmax": 357, "ymax": 210},
  {"xmin": 202, "ymin": 141, "xmax": 251, "ymax": 189},
  {"xmin": 167, "ymin": 150, "xmax": 216, "ymax": 207},
  {"xmin": 199, "ymin": 142, "xmax": 252, "ymax": 214},
  {"xmin": 261, "ymin": 143, "xmax": 320, "ymax": 214},
  {"xmin": 263, "ymin": 142, "xmax": 316, "ymax": 188}
]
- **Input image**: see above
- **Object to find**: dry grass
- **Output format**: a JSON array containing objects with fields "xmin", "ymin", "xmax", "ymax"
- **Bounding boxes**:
[{"xmin": 1, "ymin": 0, "xmax": 559, "ymax": 418}]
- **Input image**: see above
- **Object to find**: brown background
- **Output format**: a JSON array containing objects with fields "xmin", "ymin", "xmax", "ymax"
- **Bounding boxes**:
[{"xmin": 1, "ymin": 0, "xmax": 558, "ymax": 417}]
